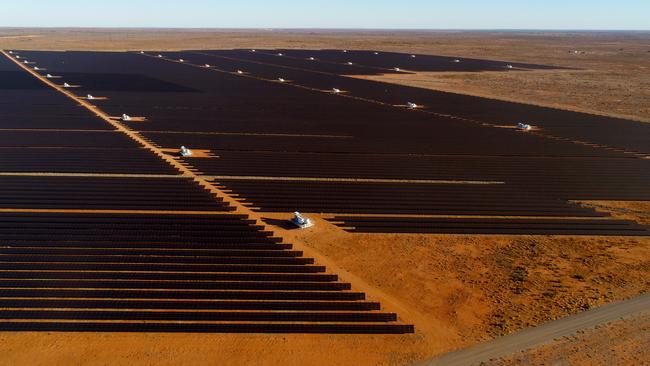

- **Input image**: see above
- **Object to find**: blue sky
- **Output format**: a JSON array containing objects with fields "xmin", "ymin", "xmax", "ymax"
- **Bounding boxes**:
[{"xmin": 1, "ymin": 0, "xmax": 648, "ymax": 30}]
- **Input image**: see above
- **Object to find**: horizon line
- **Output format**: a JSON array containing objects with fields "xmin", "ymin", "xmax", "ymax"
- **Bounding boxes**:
[{"xmin": 1, "ymin": 26, "xmax": 650, "ymax": 32}]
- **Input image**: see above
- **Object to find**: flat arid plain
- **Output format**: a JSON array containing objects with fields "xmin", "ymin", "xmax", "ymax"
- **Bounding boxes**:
[{"xmin": 0, "ymin": 29, "xmax": 649, "ymax": 366}]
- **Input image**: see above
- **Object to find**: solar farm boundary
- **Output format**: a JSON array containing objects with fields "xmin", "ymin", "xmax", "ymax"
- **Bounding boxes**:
[
  {"xmin": 1, "ymin": 49, "xmax": 422, "ymax": 332},
  {"xmin": 168, "ymin": 51, "xmax": 646, "ymax": 159}
]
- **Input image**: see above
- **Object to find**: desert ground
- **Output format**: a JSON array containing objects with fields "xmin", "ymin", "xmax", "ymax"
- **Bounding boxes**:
[
  {"xmin": 485, "ymin": 311, "xmax": 650, "ymax": 366},
  {"xmin": 0, "ymin": 29, "xmax": 648, "ymax": 365}
]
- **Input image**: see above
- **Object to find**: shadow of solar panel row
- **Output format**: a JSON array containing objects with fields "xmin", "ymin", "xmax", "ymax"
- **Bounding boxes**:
[
  {"xmin": 196, "ymin": 152, "xmax": 650, "ymax": 200},
  {"xmin": 0, "ymin": 212, "xmax": 412, "ymax": 333},
  {"xmin": 329, "ymin": 216, "xmax": 650, "ymax": 236},
  {"xmin": 0, "ymin": 176, "xmax": 229, "ymax": 211},
  {"xmin": 213, "ymin": 179, "xmax": 604, "ymax": 217},
  {"xmin": 0, "ymin": 148, "xmax": 178, "ymax": 174}
]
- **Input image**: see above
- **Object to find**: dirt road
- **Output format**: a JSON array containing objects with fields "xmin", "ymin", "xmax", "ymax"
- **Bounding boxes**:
[{"xmin": 418, "ymin": 293, "xmax": 650, "ymax": 366}]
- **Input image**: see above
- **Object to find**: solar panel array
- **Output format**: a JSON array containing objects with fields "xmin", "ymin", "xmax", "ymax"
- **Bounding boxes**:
[
  {"xmin": 0, "ymin": 51, "xmax": 413, "ymax": 334},
  {"xmin": 212, "ymin": 179, "xmax": 604, "ymax": 217},
  {"xmin": 328, "ymin": 216, "xmax": 649, "ymax": 236},
  {"xmin": 13, "ymin": 49, "xmax": 650, "ymax": 237},
  {"xmin": 0, "ymin": 176, "xmax": 230, "ymax": 211}
]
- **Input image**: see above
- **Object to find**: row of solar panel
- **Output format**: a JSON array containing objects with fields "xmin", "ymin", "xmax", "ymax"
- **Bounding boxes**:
[
  {"xmin": 0, "ymin": 211, "xmax": 412, "ymax": 333},
  {"xmin": 329, "ymin": 216, "xmax": 650, "ymax": 236}
]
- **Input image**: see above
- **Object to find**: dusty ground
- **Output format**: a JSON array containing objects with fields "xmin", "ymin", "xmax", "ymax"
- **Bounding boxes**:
[
  {"xmin": 0, "ymin": 29, "xmax": 649, "ymax": 365},
  {"xmin": 281, "ymin": 211, "xmax": 650, "ymax": 343},
  {"xmin": 1, "ymin": 29, "xmax": 649, "ymax": 122},
  {"xmin": 0, "ymin": 332, "xmax": 428, "ymax": 366},
  {"xmin": 355, "ymin": 32, "xmax": 650, "ymax": 123},
  {"xmin": 485, "ymin": 311, "xmax": 650, "ymax": 366}
]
